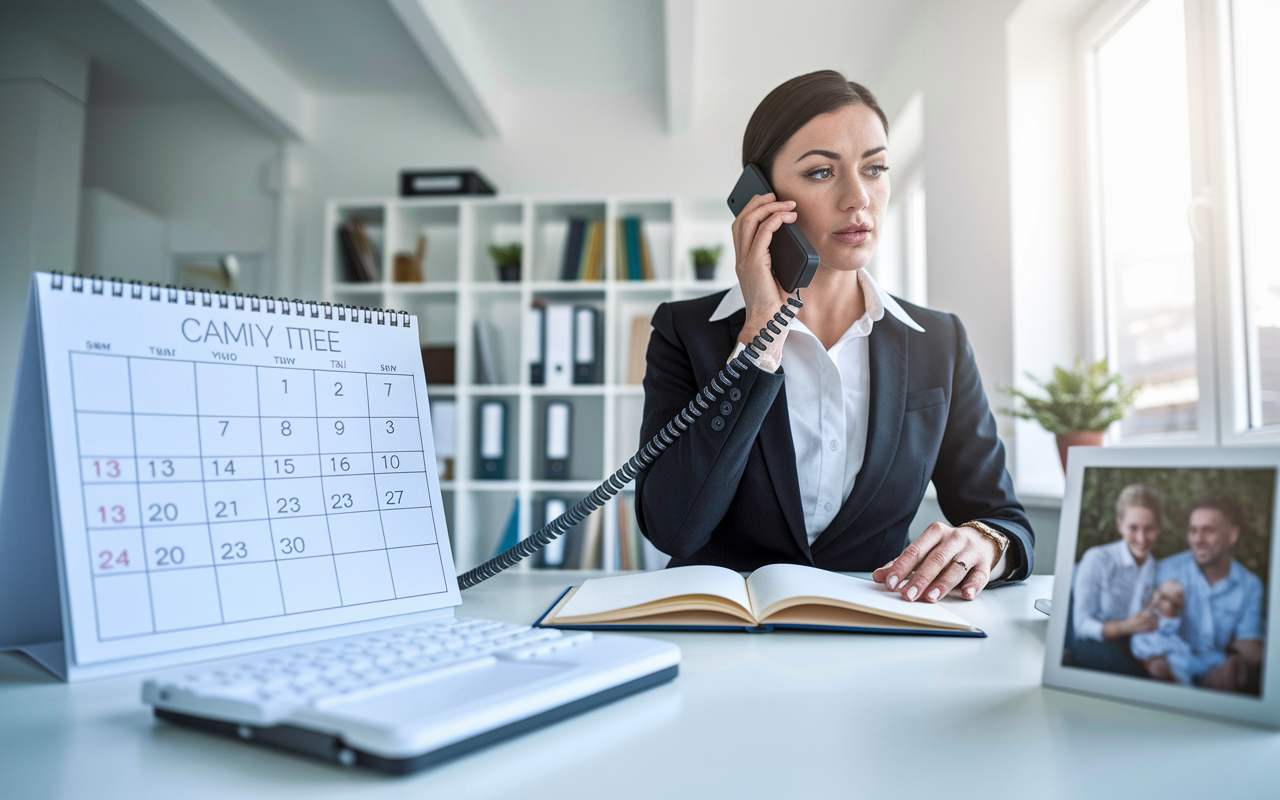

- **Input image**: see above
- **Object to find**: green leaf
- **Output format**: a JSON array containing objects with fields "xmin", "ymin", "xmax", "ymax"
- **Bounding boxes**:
[{"xmin": 996, "ymin": 358, "xmax": 1139, "ymax": 435}]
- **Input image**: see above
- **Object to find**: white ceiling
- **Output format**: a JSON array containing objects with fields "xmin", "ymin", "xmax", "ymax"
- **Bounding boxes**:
[
  {"xmin": 463, "ymin": 0, "xmax": 665, "ymax": 92},
  {"xmin": 210, "ymin": 0, "xmax": 445, "ymax": 94},
  {"xmin": 0, "ymin": 0, "xmax": 217, "ymax": 103},
  {"xmin": 695, "ymin": 0, "xmax": 917, "ymax": 94},
  {"xmin": 1, "ymin": 0, "xmax": 919, "ymax": 132}
]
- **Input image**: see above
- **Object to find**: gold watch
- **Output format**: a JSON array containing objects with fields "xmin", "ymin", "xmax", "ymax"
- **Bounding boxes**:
[{"xmin": 962, "ymin": 520, "xmax": 1009, "ymax": 570}]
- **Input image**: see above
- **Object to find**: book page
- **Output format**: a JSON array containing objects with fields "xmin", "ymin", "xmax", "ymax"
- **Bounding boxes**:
[
  {"xmin": 745, "ymin": 563, "xmax": 976, "ymax": 630},
  {"xmin": 556, "ymin": 565, "xmax": 752, "ymax": 619}
]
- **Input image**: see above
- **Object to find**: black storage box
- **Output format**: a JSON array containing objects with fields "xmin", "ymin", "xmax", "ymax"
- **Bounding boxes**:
[{"xmin": 400, "ymin": 170, "xmax": 496, "ymax": 197}]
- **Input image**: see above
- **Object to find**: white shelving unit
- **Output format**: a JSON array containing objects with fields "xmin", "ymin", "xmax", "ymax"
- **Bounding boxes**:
[{"xmin": 322, "ymin": 195, "xmax": 737, "ymax": 573}]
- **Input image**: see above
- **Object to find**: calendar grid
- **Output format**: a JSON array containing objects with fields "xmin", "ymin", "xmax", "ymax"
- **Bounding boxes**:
[
  {"xmin": 71, "ymin": 352, "xmax": 446, "ymax": 643},
  {"xmin": 190, "ymin": 364, "xmax": 227, "ymax": 625},
  {"xmin": 308, "ymin": 370, "xmax": 344, "ymax": 608},
  {"xmin": 250, "ymin": 364, "xmax": 289, "ymax": 617}
]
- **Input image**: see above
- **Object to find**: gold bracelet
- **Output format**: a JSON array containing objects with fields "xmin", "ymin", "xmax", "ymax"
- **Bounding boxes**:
[{"xmin": 962, "ymin": 520, "xmax": 1009, "ymax": 571}]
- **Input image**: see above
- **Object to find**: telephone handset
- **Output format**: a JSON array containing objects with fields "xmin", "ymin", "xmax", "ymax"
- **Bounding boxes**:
[
  {"xmin": 726, "ymin": 164, "xmax": 820, "ymax": 293},
  {"xmin": 456, "ymin": 205, "xmax": 806, "ymax": 588}
]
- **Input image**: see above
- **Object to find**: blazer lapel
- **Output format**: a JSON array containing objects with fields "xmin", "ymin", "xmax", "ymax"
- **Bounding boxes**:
[
  {"xmin": 726, "ymin": 310, "xmax": 811, "ymax": 563},
  {"xmin": 811, "ymin": 314, "xmax": 909, "ymax": 555}
]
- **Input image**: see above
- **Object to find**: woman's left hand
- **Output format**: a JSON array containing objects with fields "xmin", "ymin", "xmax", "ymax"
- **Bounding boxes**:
[{"xmin": 871, "ymin": 522, "xmax": 999, "ymax": 602}]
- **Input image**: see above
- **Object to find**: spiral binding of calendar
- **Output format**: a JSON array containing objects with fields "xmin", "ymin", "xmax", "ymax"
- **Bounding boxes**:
[
  {"xmin": 48, "ymin": 272, "xmax": 412, "ymax": 329},
  {"xmin": 456, "ymin": 291, "xmax": 804, "ymax": 590}
]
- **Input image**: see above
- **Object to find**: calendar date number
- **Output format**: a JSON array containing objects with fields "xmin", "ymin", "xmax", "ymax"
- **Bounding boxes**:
[
  {"xmin": 97, "ymin": 549, "xmax": 130, "ymax": 570},
  {"xmin": 92, "ymin": 460, "xmax": 122, "ymax": 479},
  {"xmin": 97, "ymin": 505, "xmax": 126, "ymax": 524}
]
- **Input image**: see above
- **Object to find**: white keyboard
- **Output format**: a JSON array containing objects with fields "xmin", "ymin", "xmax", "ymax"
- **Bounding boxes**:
[{"xmin": 145, "ymin": 619, "xmax": 592, "ymax": 721}]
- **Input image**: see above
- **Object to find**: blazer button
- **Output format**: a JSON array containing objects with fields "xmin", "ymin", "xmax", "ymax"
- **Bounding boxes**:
[
  {"xmin": 729, "ymin": 388, "xmax": 741, "ymax": 402},
  {"xmin": 711, "ymin": 416, "xmax": 725, "ymax": 431},
  {"xmin": 719, "ymin": 401, "xmax": 733, "ymax": 416}
]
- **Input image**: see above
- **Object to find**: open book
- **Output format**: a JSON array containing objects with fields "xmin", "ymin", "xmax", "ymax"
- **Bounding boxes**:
[{"xmin": 536, "ymin": 563, "xmax": 983, "ymax": 637}]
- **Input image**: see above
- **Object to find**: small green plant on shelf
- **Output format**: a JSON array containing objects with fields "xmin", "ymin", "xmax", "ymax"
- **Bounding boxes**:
[
  {"xmin": 691, "ymin": 245, "xmax": 722, "ymax": 281},
  {"xmin": 488, "ymin": 242, "xmax": 522, "ymax": 282},
  {"xmin": 998, "ymin": 358, "xmax": 1140, "ymax": 469}
]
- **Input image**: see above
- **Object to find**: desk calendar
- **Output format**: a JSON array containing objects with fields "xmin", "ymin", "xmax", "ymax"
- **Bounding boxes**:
[{"xmin": 0, "ymin": 274, "xmax": 461, "ymax": 680}]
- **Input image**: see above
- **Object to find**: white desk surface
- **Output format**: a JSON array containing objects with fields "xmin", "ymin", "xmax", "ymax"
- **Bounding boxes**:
[{"xmin": 3, "ymin": 572, "xmax": 1279, "ymax": 799}]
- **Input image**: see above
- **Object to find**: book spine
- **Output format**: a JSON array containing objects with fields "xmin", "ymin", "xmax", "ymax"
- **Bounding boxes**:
[
  {"xmin": 626, "ymin": 218, "xmax": 642, "ymax": 281},
  {"xmin": 616, "ymin": 219, "xmax": 627, "ymax": 280},
  {"xmin": 639, "ymin": 221, "xmax": 653, "ymax": 281},
  {"xmin": 561, "ymin": 218, "xmax": 586, "ymax": 281}
]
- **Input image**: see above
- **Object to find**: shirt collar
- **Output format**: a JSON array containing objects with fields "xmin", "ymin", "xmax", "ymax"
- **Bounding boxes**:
[
  {"xmin": 708, "ymin": 268, "xmax": 925, "ymax": 333},
  {"xmin": 1112, "ymin": 538, "xmax": 1139, "ymax": 570}
]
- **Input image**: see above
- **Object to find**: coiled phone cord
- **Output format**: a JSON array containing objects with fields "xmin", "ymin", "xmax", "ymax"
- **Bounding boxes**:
[{"xmin": 457, "ymin": 291, "xmax": 803, "ymax": 590}]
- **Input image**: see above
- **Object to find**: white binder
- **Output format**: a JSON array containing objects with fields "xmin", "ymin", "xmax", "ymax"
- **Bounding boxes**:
[
  {"xmin": 544, "ymin": 305, "xmax": 574, "ymax": 389},
  {"xmin": 544, "ymin": 401, "xmax": 571, "ymax": 479}
]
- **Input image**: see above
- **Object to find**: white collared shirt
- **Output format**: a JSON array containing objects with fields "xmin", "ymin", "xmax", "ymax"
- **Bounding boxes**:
[
  {"xmin": 710, "ymin": 269, "xmax": 924, "ymax": 544},
  {"xmin": 1070, "ymin": 538, "xmax": 1157, "ymax": 642}
]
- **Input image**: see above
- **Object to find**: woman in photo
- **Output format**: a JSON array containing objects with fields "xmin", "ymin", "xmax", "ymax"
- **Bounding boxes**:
[
  {"xmin": 1068, "ymin": 484, "xmax": 1163, "ymax": 675},
  {"xmin": 635, "ymin": 70, "xmax": 1032, "ymax": 603}
]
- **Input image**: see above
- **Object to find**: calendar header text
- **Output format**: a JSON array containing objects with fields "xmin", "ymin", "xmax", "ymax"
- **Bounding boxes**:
[{"xmin": 180, "ymin": 319, "xmax": 342, "ymax": 353}]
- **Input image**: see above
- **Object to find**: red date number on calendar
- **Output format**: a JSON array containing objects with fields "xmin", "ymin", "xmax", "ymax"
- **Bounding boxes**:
[
  {"xmin": 92, "ymin": 460, "xmax": 122, "ymax": 479},
  {"xmin": 97, "ymin": 550, "xmax": 130, "ymax": 570},
  {"xmin": 97, "ymin": 505, "xmax": 126, "ymax": 524}
]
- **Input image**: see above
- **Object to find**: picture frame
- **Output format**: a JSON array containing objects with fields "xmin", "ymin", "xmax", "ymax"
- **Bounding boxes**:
[{"xmin": 1042, "ymin": 446, "xmax": 1280, "ymax": 727}]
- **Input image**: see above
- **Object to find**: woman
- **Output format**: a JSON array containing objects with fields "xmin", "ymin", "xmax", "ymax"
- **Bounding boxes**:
[
  {"xmin": 1067, "ymin": 484, "xmax": 1162, "ymax": 675},
  {"xmin": 635, "ymin": 71, "xmax": 1033, "ymax": 603}
]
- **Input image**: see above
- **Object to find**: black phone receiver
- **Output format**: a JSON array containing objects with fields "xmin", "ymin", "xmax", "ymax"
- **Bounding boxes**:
[{"xmin": 726, "ymin": 164, "xmax": 820, "ymax": 293}]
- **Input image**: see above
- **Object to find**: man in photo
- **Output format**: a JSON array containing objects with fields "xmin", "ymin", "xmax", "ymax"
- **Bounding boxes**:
[{"xmin": 1139, "ymin": 497, "xmax": 1265, "ymax": 694}]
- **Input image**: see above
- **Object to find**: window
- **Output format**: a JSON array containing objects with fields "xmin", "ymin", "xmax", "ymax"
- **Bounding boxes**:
[
  {"xmin": 1082, "ymin": 0, "xmax": 1280, "ymax": 443},
  {"xmin": 1234, "ymin": 0, "xmax": 1280, "ymax": 427}
]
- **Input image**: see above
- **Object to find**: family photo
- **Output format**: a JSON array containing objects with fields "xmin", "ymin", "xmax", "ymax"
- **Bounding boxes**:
[{"xmin": 1064, "ymin": 467, "xmax": 1274, "ymax": 696}]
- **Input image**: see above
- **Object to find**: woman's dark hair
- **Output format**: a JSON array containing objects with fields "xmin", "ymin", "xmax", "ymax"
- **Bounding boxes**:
[{"xmin": 742, "ymin": 70, "xmax": 889, "ymax": 180}]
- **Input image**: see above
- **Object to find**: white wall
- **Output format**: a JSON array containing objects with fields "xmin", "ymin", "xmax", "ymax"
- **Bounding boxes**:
[
  {"xmin": 1006, "ymin": 0, "xmax": 1096, "ymax": 496},
  {"xmin": 81, "ymin": 98, "xmax": 282, "ymax": 294},
  {"xmin": 0, "ymin": 32, "xmax": 88, "ymax": 471},
  {"xmin": 76, "ymin": 186, "xmax": 167, "ymax": 282},
  {"xmin": 875, "ymin": 0, "xmax": 1024, "ymax": 416}
]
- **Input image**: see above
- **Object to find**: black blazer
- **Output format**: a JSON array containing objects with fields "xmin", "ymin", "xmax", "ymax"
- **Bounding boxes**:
[{"xmin": 634, "ymin": 289, "xmax": 1033, "ymax": 586}]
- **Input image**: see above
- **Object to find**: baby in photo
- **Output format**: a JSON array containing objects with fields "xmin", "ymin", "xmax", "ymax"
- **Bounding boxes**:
[{"xmin": 1131, "ymin": 579, "xmax": 1225, "ymax": 685}]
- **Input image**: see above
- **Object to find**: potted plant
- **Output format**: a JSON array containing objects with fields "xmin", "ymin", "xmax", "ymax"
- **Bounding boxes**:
[
  {"xmin": 690, "ymin": 245, "xmax": 722, "ymax": 281},
  {"xmin": 488, "ymin": 242, "xmax": 522, "ymax": 282},
  {"xmin": 1000, "ymin": 358, "xmax": 1139, "ymax": 470}
]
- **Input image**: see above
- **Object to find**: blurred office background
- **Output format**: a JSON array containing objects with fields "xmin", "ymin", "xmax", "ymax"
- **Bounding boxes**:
[{"xmin": 2, "ymin": 0, "xmax": 1275, "ymax": 573}]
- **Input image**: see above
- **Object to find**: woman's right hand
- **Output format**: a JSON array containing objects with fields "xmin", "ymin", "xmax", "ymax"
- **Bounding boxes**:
[
  {"xmin": 1102, "ymin": 608, "xmax": 1159, "ymax": 639},
  {"xmin": 731, "ymin": 192, "xmax": 797, "ymax": 362}
]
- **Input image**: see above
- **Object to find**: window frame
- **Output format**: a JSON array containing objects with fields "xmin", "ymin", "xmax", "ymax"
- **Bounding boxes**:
[{"xmin": 1076, "ymin": 0, "xmax": 1269, "ymax": 447}]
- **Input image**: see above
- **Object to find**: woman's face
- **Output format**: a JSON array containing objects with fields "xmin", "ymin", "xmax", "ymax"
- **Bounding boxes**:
[
  {"xmin": 1117, "ymin": 506, "xmax": 1160, "ymax": 562},
  {"xmin": 768, "ymin": 103, "xmax": 891, "ymax": 274}
]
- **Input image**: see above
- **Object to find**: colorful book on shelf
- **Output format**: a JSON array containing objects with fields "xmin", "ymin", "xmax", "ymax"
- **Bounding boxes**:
[
  {"xmin": 492, "ymin": 499, "xmax": 521, "ymax": 558},
  {"xmin": 616, "ymin": 493, "xmax": 644, "ymax": 571},
  {"xmin": 582, "ymin": 220, "xmax": 604, "ymax": 280},
  {"xmin": 626, "ymin": 316, "xmax": 651, "ymax": 385},
  {"xmin": 473, "ymin": 319, "xmax": 501, "ymax": 384},
  {"xmin": 349, "ymin": 219, "xmax": 380, "ymax": 282},
  {"xmin": 561, "ymin": 218, "xmax": 587, "ymax": 281},
  {"xmin": 626, "ymin": 218, "xmax": 643, "ymax": 281},
  {"xmin": 638, "ymin": 221, "xmax": 654, "ymax": 280},
  {"xmin": 579, "ymin": 508, "xmax": 604, "ymax": 569},
  {"xmin": 536, "ymin": 564, "xmax": 985, "ymax": 636}
]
